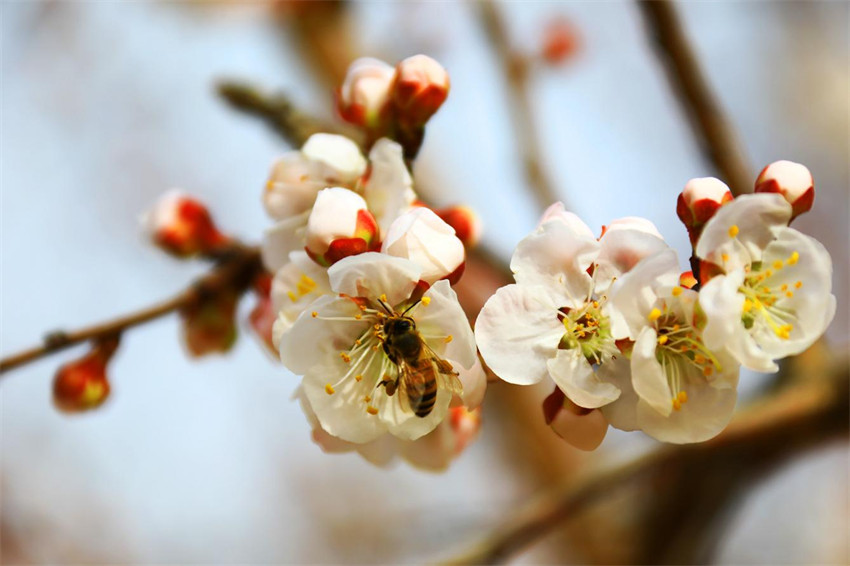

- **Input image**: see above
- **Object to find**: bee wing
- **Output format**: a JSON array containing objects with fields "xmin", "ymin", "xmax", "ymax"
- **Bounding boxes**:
[
  {"xmin": 394, "ymin": 360, "xmax": 414, "ymax": 414},
  {"xmin": 421, "ymin": 341, "xmax": 463, "ymax": 398}
]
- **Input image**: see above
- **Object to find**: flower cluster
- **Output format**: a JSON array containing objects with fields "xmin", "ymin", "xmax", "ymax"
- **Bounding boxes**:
[
  {"xmin": 477, "ymin": 161, "xmax": 834, "ymax": 447},
  {"xmin": 259, "ymin": 56, "xmax": 485, "ymax": 469}
]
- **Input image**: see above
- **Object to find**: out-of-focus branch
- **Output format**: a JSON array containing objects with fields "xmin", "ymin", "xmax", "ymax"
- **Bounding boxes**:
[
  {"xmin": 0, "ymin": 245, "xmax": 262, "ymax": 375},
  {"xmin": 442, "ymin": 357, "xmax": 849, "ymax": 564},
  {"xmin": 638, "ymin": 0, "xmax": 752, "ymax": 196},
  {"xmin": 217, "ymin": 81, "xmax": 348, "ymax": 148},
  {"xmin": 477, "ymin": 1, "xmax": 565, "ymax": 212}
]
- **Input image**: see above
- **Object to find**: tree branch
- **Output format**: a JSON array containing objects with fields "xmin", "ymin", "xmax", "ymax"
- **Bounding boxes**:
[
  {"xmin": 638, "ymin": 0, "xmax": 752, "ymax": 196},
  {"xmin": 441, "ymin": 357, "xmax": 849, "ymax": 564},
  {"xmin": 477, "ymin": 2, "xmax": 566, "ymax": 211},
  {"xmin": 0, "ymin": 245, "xmax": 262, "ymax": 375}
]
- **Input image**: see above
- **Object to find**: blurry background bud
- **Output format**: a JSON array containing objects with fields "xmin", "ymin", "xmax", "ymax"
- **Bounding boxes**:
[
  {"xmin": 181, "ymin": 289, "xmax": 239, "ymax": 357},
  {"xmin": 676, "ymin": 177, "xmax": 734, "ymax": 244},
  {"xmin": 145, "ymin": 191, "xmax": 230, "ymax": 258},
  {"xmin": 449, "ymin": 406, "xmax": 482, "ymax": 455},
  {"xmin": 382, "ymin": 207, "xmax": 465, "ymax": 285},
  {"xmin": 53, "ymin": 336, "xmax": 119, "ymax": 413},
  {"xmin": 391, "ymin": 54, "xmax": 450, "ymax": 126},
  {"xmin": 336, "ymin": 57, "xmax": 395, "ymax": 129},
  {"xmin": 540, "ymin": 17, "xmax": 581, "ymax": 65},
  {"xmin": 679, "ymin": 270, "xmax": 698, "ymax": 289},
  {"xmin": 248, "ymin": 272, "xmax": 277, "ymax": 356},
  {"xmin": 304, "ymin": 188, "xmax": 380, "ymax": 267},
  {"xmin": 542, "ymin": 387, "xmax": 608, "ymax": 451},
  {"xmin": 754, "ymin": 160, "xmax": 814, "ymax": 220},
  {"xmin": 435, "ymin": 205, "xmax": 482, "ymax": 248}
]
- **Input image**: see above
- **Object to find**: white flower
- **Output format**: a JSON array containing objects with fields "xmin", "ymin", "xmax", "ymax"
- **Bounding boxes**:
[
  {"xmin": 754, "ymin": 160, "xmax": 814, "ymax": 219},
  {"xmin": 361, "ymin": 138, "xmax": 417, "ymax": 234},
  {"xmin": 279, "ymin": 253, "xmax": 483, "ymax": 443},
  {"xmin": 382, "ymin": 207, "xmax": 465, "ymax": 285},
  {"xmin": 609, "ymin": 250, "xmax": 740, "ymax": 443},
  {"xmin": 475, "ymin": 205, "xmax": 668, "ymax": 422},
  {"xmin": 695, "ymin": 193, "xmax": 835, "ymax": 372},
  {"xmin": 337, "ymin": 57, "xmax": 396, "ymax": 128},
  {"xmin": 304, "ymin": 188, "xmax": 380, "ymax": 266},
  {"xmin": 295, "ymin": 386, "xmax": 483, "ymax": 471},
  {"xmin": 269, "ymin": 251, "xmax": 332, "ymax": 349}
]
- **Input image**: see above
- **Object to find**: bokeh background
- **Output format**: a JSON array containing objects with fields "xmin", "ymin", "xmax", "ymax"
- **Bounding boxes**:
[{"xmin": 1, "ymin": 1, "xmax": 847, "ymax": 563}]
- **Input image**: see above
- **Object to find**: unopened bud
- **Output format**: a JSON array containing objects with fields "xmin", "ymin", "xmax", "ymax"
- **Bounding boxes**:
[
  {"xmin": 337, "ymin": 57, "xmax": 395, "ymax": 129},
  {"xmin": 435, "ymin": 205, "xmax": 482, "ymax": 248},
  {"xmin": 542, "ymin": 387, "xmax": 608, "ymax": 451},
  {"xmin": 382, "ymin": 207, "xmax": 465, "ymax": 285},
  {"xmin": 541, "ymin": 18, "xmax": 580, "ymax": 65},
  {"xmin": 181, "ymin": 289, "xmax": 239, "ymax": 357},
  {"xmin": 754, "ymin": 160, "xmax": 814, "ymax": 220},
  {"xmin": 53, "ymin": 336, "xmax": 119, "ymax": 413},
  {"xmin": 676, "ymin": 177, "xmax": 734, "ymax": 245},
  {"xmin": 145, "ymin": 191, "xmax": 230, "ymax": 258},
  {"xmin": 449, "ymin": 406, "xmax": 482, "ymax": 455},
  {"xmin": 391, "ymin": 55, "xmax": 450, "ymax": 126},
  {"xmin": 305, "ymin": 188, "xmax": 380, "ymax": 267}
]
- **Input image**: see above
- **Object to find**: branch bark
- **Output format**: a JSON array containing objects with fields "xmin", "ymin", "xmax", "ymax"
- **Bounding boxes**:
[
  {"xmin": 638, "ymin": 0, "xmax": 752, "ymax": 196},
  {"xmin": 0, "ymin": 245, "xmax": 262, "ymax": 375}
]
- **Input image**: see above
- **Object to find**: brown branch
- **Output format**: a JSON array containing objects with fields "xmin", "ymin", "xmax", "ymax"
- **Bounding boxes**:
[
  {"xmin": 638, "ymin": 0, "xmax": 752, "ymax": 196},
  {"xmin": 441, "ymin": 357, "xmax": 849, "ymax": 564},
  {"xmin": 477, "ymin": 1, "xmax": 565, "ymax": 212},
  {"xmin": 0, "ymin": 245, "xmax": 262, "ymax": 375}
]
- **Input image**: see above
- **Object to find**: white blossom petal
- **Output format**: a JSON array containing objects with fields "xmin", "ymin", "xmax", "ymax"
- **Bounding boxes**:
[
  {"xmin": 382, "ymin": 208, "xmax": 464, "ymax": 285},
  {"xmin": 547, "ymin": 348, "xmax": 621, "ymax": 409},
  {"xmin": 609, "ymin": 249, "xmax": 680, "ymax": 339},
  {"xmin": 537, "ymin": 202, "xmax": 596, "ymax": 239},
  {"xmin": 416, "ymin": 280, "xmax": 477, "ymax": 369},
  {"xmin": 328, "ymin": 252, "xmax": 421, "ymax": 306},
  {"xmin": 301, "ymin": 133, "xmax": 367, "ymax": 183},
  {"xmin": 363, "ymin": 138, "xmax": 416, "ymax": 233},
  {"xmin": 630, "ymin": 327, "xmax": 672, "ymax": 417},
  {"xmin": 594, "ymin": 227, "xmax": 669, "ymax": 293},
  {"xmin": 598, "ymin": 357, "xmax": 639, "ymax": 431},
  {"xmin": 636, "ymin": 381, "xmax": 737, "ymax": 444},
  {"xmin": 261, "ymin": 212, "xmax": 310, "ymax": 272},
  {"xmin": 475, "ymin": 284, "xmax": 564, "ymax": 385}
]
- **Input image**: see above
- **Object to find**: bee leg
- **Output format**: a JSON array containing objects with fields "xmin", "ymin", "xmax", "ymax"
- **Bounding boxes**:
[{"xmin": 378, "ymin": 377, "xmax": 398, "ymax": 396}]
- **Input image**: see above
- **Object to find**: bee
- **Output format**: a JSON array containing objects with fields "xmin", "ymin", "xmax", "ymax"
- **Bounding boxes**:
[{"xmin": 379, "ymin": 315, "xmax": 462, "ymax": 418}]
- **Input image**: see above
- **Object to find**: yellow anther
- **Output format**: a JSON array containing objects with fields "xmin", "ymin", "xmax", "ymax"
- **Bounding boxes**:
[
  {"xmin": 743, "ymin": 299, "xmax": 753, "ymax": 313},
  {"xmin": 694, "ymin": 354, "xmax": 706, "ymax": 364},
  {"xmin": 648, "ymin": 308, "xmax": 662, "ymax": 322},
  {"xmin": 773, "ymin": 260, "xmax": 784, "ymax": 270},
  {"xmin": 355, "ymin": 374, "xmax": 363, "ymax": 382},
  {"xmin": 363, "ymin": 395, "xmax": 371, "ymax": 403},
  {"xmin": 311, "ymin": 311, "xmax": 318, "ymax": 318},
  {"xmin": 325, "ymin": 384, "xmax": 335, "ymax": 395},
  {"xmin": 788, "ymin": 252, "xmax": 799, "ymax": 265},
  {"xmin": 421, "ymin": 296, "xmax": 431, "ymax": 306},
  {"xmin": 765, "ymin": 270, "xmax": 773, "ymax": 278},
  {"xmin": 355, "ymin": 339, "xmax": 362, "ymax": 346},
  {"xmin": 680, "ymin": 345, "xmax": 689, "ymax": 352},
  {"xmin": 795, "ymin": 281, "xmax": 803, "ymax": 289},
  {"xmin": 340, "ymin": 352, "xmax": 351, "ymax": 363},
  {"xmin": 703, "ymin": 366, "xmax": 713, "ymax": 377},
  {"xmin": 359, "ymin": 304, "xmax": 367, "ymax": 311},
  {"xmin": 671, "ymin": 286, "xmax": 683, "ymax": 297},
  {"xmin": 728, "ymin": 225, "xmax": 739, "ymax": 238},
  {"xmin": 287, "ymin": 291, "xmax": 298, "ymax": 303},
  {"xmin": 786, "ymin": 291, "xmax": 794, "ymax": 298},
  {"xmin": 373, "ymin": 344, "xmax": 380, "ymax": 351},
  {"xmin": 379, "ymin": 294, "xmax": 388, "ymax": 303},
  {"xmin": 781, "ymin": 284, "xmax": 788, "ymax": 291},
  {"xmin": 721, "ymin": 253, "xmax": 730, "ymax": 263},
  {"xmin": 673, "ymin": 324, "xmax": 680, "ymax": 331},
  {"xmin": 592, "ymin": 300, "xmax": 600, "ymax": 308},
  {"xmin": 355, "ymin": 314, "xmax": 362, "ymax": 320},
  {"xmin": 677, "ymin": 391, "xmax": 689, "ymax": 403},
  {"xmin": 657, "ymin": 335, "xmax": 669, "ymax": 345},
  {"xmin": 672, "ymin": 399, "xmax": 682, "ymax": 411},
  {"xmin": 444, "ymin": 335, "xmax": 453, "ymax": 343},
  {"xmin": 763, "ymin": 286, "xmax": 771, "ymax": 293},
  {"xmin": 366, "ymin": 406, "xmax": 378, "ymax": 415}
]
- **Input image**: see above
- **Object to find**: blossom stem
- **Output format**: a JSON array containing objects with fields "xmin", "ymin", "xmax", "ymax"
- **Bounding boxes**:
[{"xmin": 0, "ymin": 245, "xmax": 263, "ymax": 376}]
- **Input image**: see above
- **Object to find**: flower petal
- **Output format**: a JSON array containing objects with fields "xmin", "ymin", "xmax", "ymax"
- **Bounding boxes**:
[
  {"xmin": 598, "ymin": 356, "xmax": 639, "ymax": 431},
  {"xmin": 362, "ymin": 138, "xmax": 416, "ymax": 234},
  {"xmin": 636, "ymin": 381, "xmax": 737, "ymax": 444},
  {"xmin": 594, "ymin": 228, "xmax": 669, "ymax": 293},
  {"xmin": 382, "ymin": 208, "xmax": 465, "ymax": 285},
  {"xmin": 261, "ymin": 212, "xmax": 310, "ymax": 272},
  {"xmin": 475, "ymin": 284, "xmax": 564, "ymax": 385},
  {"xmin": 609, "ymin": 249, "xmax": 680, "ymax": 339},
  {"xmin": 328, "ymin": 252, "xmax": 421, "ymax": 305},
  {"xmin": 549, "ymin": 402, "xmax": 609, "ymax": 451},
  {"xmin": 547, "ymin": 348, "xmax": 621, "ymax": 409},
  {"xmin": 416, "ymin": 280, "xmax": 477, "ymax": 369},
  {"xmin": 537, "ymin": 202, "xmax": 596, "ymax": 239},
  {"xmin": 630, "ymin": 327, "xmax": 672, "ymax": 417}
]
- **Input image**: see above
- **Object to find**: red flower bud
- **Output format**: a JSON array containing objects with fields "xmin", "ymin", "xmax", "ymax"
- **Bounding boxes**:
[
  {"xmin": 391, "ymin": 55, "xmax": 450, "ymax": 127},
  {"xmin": 541, "ymin": 18, "xmax": 580, "ymax": 65},
  {"xmin": 435, "ymin": 205, "xmax": 481, "ymax": 248},
  {"xmin": 146, "ymin": 191, "xmax": 230, "ymax": 258},
  {"xmin": 53, "ymin": 336, "xmax": 119, "ymax": 413},
  {"xmin": 676, "ymin": 177, "xmax": 734, "ymax": 245},
  {"xmin": 336, "ymin": 57, "xmax": 395, "ymax": 129},
  {"xmin": 754, "ymin": 160, "xmax": 814, "ymax": 220},
  {"xmin": 181, "ymin": 290, "xmax": 239, "ymax": 357}
]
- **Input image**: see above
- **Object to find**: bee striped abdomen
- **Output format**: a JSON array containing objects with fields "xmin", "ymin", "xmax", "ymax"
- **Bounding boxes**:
[{"xmin": 406, "ymin": 358, "xmax": 438, "ymax": 418}]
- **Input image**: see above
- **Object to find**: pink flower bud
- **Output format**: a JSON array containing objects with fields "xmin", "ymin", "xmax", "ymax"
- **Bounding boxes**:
[
  {"xmin": 754, "ymin": 160, "xmax": 814, "ymax": 220},
  {"xmin": 676, "ymin": 177, "xmax": 734, "ymax": 245},
  {"xmin": 181, "ymin": 290, "xmax": 239, "ymax": 357},
  {"xmin": 336, "ymin": 57, "xmax": 396, "ymax": 129},
  {"xmin": 304, "ymin": 188, "xmax": 380, "ymax": 267},
  {"xmin": 145, "ymin": 191, "xmax": 230, "ymax": 258},
  {"xmin": 391, "ymin": 55, "xmax": 450, "ymax": 126},
  {"xmin": 435, "ymin": 205, "xmax": 482, "ymax": 248},
  {"xmin": 542, "ymin": 387, "xmax": 608, "ymax": 451},
  {"xmin": 53, "ymin": 337, "xmax": 119, "ymax": 413},
  {"xmin": 382, "ymin": 207, "xmax": 465, "ymax": 285}
]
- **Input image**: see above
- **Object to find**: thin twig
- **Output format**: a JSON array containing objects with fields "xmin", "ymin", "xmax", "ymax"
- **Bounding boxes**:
[
  {"xmin": 638, "ymin": 0, "xmax": 752, "ymax": 196},
  {"xmin": 0, "ymin": 245, "xmax": 262, "ymax": 375},
  {"xmin": 441, "ymin": 358, "xmax": 849, "ymax": 564},
  {"xmin": 477, "ymin": 1, "xmax": 565, "ymax": 211}
]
